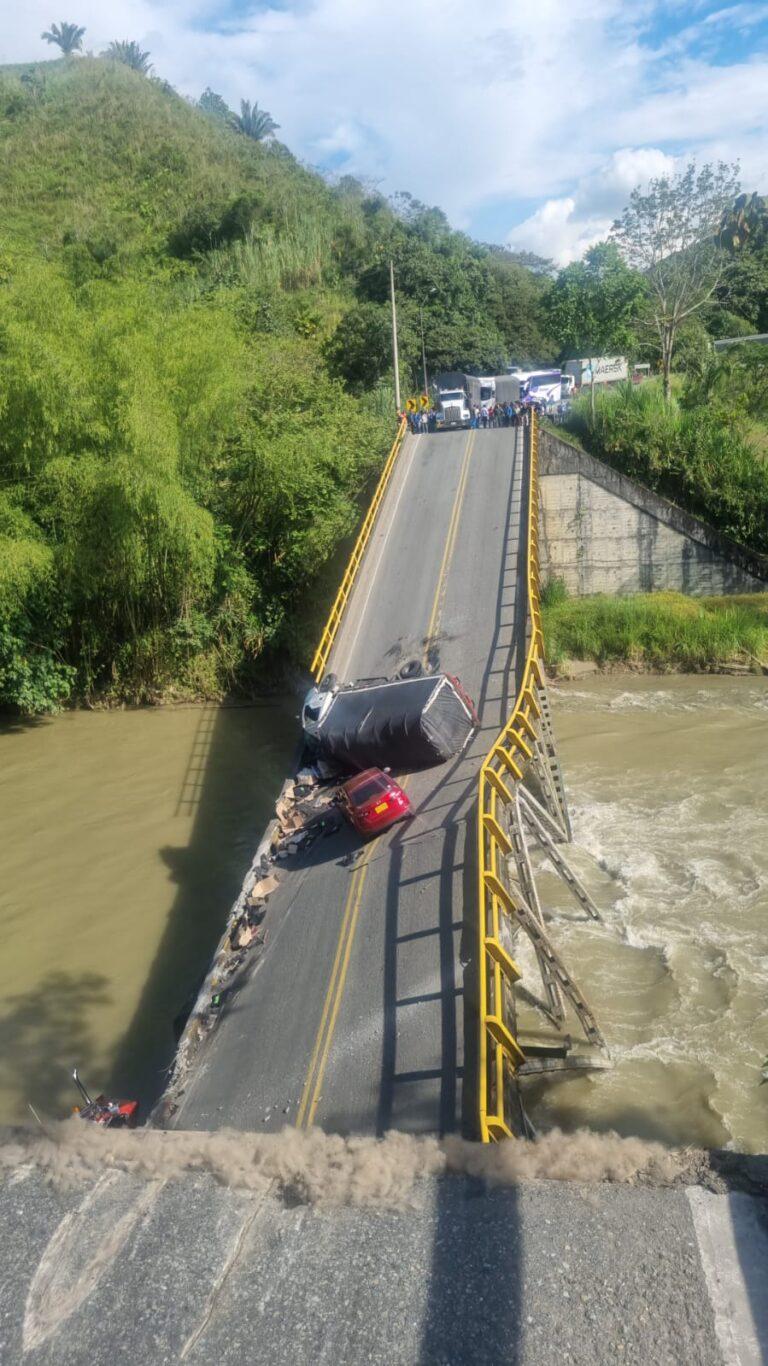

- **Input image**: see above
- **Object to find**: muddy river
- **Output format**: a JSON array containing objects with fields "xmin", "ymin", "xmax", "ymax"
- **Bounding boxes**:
[
  {"xmin": 0, "ymin": 703, "xmax": 295, "ymax": 1126},
  {"xmin": 0, "ymin": 677, "xmax": 765, "ymax": 1150},
  {"xmin": 526, "ymin": 674, "xmax": 768, "ymax": 1153}
]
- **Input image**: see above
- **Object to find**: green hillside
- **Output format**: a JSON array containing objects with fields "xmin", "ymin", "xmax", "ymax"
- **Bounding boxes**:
[{"xmin": 0, "ymin": 58, "xmax": 552, "ymax": 712}]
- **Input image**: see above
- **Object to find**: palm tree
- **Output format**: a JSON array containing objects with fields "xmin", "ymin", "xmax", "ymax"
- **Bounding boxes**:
[
  {"xmin": 105, "ymin": 40, "xmax": 152, "ymax": 75},
  {"xmin": 234, "ymin": 99, "xmax": 279, "ymax": 141},
  {"xmin": 41, "ymin": 21, "xmax": 85, "ymax": 55}
]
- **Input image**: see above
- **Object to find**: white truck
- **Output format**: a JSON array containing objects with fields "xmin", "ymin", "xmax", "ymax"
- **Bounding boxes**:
[
  {"xmin": 499, "ymin": 370, "xmax": 563, "ymax": 407},
  {"xmin": 437, "ymin": 387, "xmax": 471, "ymax": 429},
  {"xmin": 564, "ymin": 356, "xmax": 628, "ymax": 388}
]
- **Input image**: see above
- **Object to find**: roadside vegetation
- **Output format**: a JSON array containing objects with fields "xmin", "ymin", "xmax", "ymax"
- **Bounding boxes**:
[
  {"xmin": 4, "ymin": 37, "xmax": 768, "ymax": 714},
  {"xmin": 0, "ymin": 54, "xmax": 554, "ymax": 713},
  {"xmin": 561, "ymin": 370, "xmax": 768, "ymax": 554},
  {"xmin": 542, "ymin": 584, "xmax": 768, "ymax": 672},
  {"xmin": 546, "ymin": 167, "xmax": 768, "ymax": 558}
]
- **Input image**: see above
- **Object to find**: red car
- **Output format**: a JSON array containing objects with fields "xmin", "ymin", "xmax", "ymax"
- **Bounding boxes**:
[{"xmin": 341, "ymin": 768, "xmax": 411, "ymax": 837}]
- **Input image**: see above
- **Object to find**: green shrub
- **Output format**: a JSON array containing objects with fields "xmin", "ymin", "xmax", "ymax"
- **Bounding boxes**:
[
  {"xmin": 542, "ymin": 590, "xmax": 768, "ymax": 670},
  {"xmin": 563, "ymin": 383, "xmax": 768, "ymax": 553}
]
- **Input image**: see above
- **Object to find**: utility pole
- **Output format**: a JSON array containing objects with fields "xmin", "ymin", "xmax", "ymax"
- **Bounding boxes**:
[
  {"xmin": 419, "ymin": 306, "xmax": 429, "ymax": 397},
  {"xmin": 389, "ymin": 259, "xmax": 401, "ymax": 413}
]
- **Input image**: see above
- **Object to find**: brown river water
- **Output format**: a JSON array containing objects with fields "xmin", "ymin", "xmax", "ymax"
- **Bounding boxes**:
[
  {"xmin": 0, "ymin": 702, "xmax": 295, "ymax": 1127},
  {"xmin": 0, "ymin": 677, "xmax": 765, "ymax": 1151},
  {"xmin": 525, "ymin": 674, "xmax": 768, "ymax": 1154}
]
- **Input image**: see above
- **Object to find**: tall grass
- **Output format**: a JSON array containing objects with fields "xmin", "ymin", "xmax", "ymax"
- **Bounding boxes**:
[
  {"xmin": 207, "ymin": 219, "xmax": 338, "ymax": 294},
  {"xmin": 563, "ymin": 383, "xmax": 768, "ymax": 555},
  {"xmin": 542, "ymin": 590, "xmax": 768, "ymax": 670}
]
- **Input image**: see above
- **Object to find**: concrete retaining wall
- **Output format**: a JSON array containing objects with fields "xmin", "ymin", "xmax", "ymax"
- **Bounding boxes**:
[{"xmin": 539, "ymin": 428, "xmax": 768, "ymax": 597}]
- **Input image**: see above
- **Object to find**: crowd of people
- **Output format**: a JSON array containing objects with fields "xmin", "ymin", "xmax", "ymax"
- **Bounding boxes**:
[
  {"xmin": 468, "ymin": 401, "xmax": 536, "ymax": 429},
  {"xmin": 402, "ymin": 397, "xmax": 544, "ymax": 436}
]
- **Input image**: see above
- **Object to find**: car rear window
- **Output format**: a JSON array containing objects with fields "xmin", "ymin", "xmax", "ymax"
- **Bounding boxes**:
[{"xmin": 350, "ymin": 776, "xmax": 387, "ymax": 805}]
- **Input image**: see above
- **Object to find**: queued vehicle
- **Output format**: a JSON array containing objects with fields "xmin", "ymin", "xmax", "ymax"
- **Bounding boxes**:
[
  {"xmin": 340, "ymin": 768, "xmax": 411, "ymax": 837},
  {"xmin": 436, "ymin": 388, "xmax": 471, "ymax": 429}
]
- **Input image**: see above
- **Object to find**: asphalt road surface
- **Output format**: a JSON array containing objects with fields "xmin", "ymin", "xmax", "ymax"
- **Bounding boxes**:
[
  {"xmin": 175, "ymin": 427, "xmax": 528, "ymax": 1137},
  {"xmin": 3, "ymin": 1160, "xmax": 767, "ymax": 1364}
]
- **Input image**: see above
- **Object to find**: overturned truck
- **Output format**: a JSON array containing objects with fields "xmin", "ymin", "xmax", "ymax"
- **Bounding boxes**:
[{"xmin": 302, "ymin": 672, "xmax": 478, "ymax": 771}]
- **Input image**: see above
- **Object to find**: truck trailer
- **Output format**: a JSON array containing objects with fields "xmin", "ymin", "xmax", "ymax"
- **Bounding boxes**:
[
  {"xmin": 564, "ymin": 356, "xmax": 628, "ymax": 387},
  {"xmin": 301, "ymin": 672, "xmax": 478, "ymax": 770}
]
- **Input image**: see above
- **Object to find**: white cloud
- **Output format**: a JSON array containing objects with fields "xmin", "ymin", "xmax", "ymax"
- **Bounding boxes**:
[
  {"xmin": 3, "ymin": 1, "xmax": 768, "ymax": 262},
  {"xmin": 508, "ymin": 147, "xmax": 678, "ymax": 264}
]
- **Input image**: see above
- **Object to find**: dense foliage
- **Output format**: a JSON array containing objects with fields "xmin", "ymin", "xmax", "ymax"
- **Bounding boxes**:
[
  {"xmin": 561, "ymin": 375, "xmax": 768, "ymax": 554},
  {"xmin": 0, "ymin": 58, "xmax": 553, "ymax": 712}
]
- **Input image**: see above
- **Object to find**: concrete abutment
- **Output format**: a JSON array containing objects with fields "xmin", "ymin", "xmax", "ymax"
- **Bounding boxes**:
[{"xmin": 539, "ymin": 428, "xmax": 768, "ymax": 597}]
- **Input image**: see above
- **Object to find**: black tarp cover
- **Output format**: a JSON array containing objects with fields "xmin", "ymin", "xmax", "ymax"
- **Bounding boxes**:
[{"xmin": 315, "ymin": 675, "xmax": 474, "ymax": 770}]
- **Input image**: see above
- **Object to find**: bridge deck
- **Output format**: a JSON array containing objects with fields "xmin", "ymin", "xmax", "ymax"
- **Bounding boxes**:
[{"xmin": 175, "ymin": 427, "xmax": 527, "ymax": 1137}]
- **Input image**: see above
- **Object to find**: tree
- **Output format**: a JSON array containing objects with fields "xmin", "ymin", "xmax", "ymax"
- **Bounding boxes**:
[
  {"xmin": 718, "ymin": 191, "xmax": 768, "ymax": 252},
  {"xmin": 233, "ymin": 100, "xmax": 279, "ymax": 142},
  {"xmin": 198, "ymin": 88, "xmax": 232, "ymax": 124},
  {"xmin": 324, "ymin": 302, "xmax": 416, "ymax": 392},
  {"xmin": 543, "ymin": 241, "xmax": 644, "ymax": 417},
  {"xmin": 105, "ymin": 40, "xmax": 153, "ymax": 74},
  {"xmin": 611, "ymin": 161, "xmax": 740, "ymax": 401},
  {"xmin": 41, "ymin": 21, "xmax": 85, "ymax": 55}
]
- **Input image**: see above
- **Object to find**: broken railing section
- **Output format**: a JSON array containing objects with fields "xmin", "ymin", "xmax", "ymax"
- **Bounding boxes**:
[{"xmin": 477, "ymin": 412, "xmax": 608, "ymax": 1144}]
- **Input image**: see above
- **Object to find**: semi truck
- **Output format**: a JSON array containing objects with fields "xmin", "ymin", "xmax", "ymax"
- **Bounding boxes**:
[
  {"xmin": 496, "ymin": 370, "xmax": 563, "ymax": 406},
  {"xmin": 436, "ymin": 387, "xmax": 471, "ymax": 428},
  {"xmin": 301, "ymin": 672, "xmax": 478, "ymax": 770}
]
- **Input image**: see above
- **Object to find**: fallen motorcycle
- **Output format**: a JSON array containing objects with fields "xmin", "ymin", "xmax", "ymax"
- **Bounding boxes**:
[{"xmin": 71, "ymin": 1067, "xmax": 139, "ymax": 1128}]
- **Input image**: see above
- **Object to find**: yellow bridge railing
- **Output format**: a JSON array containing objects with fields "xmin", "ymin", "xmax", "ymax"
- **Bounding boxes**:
[
  {"xmin": 311, "ymin": 417, "xmax": 407, "ymax": 683},
  {"xmin": 476, "ymin": 412, "xmax": 545, "ymax": 1141}
]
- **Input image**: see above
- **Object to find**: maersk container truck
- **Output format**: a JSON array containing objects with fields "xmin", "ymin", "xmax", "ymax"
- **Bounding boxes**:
[{"xmin": 564, "ymin": 356, "xmax": 628, "ymax": 388}]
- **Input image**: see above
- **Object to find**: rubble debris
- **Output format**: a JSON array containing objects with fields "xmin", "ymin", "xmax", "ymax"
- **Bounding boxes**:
[
  {"xmin": 295, "ymin": 766, "xmax": 319, "ymax": 787},
  {"xmin": 249, "ymin": 872, "xmax": 280, "ymax": 901}
]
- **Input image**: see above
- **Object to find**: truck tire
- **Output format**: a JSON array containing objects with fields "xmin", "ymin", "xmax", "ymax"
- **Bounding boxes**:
[
  {"xmin": 398, "ymin": 659, "xmax": 423, "ymax": 680},
  {"xmin": 320, "ymin": 672, "xmax": 338, "ymax": 692}
]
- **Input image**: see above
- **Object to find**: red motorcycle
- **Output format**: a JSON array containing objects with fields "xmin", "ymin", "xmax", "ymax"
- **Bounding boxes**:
[{"xmin": 72, "ymin": 1068, "xmax": 139, "ymax": 1128}]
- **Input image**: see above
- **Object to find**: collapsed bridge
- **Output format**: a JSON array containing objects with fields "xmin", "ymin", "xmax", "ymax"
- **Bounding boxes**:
[{"xmin": 169, "ymin": 416, "xmax": 608, "ymax": 1140}]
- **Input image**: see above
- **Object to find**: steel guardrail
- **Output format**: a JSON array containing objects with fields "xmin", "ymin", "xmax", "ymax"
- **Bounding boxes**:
[
  {"xmin": 476, "ymin": 411, "xmax": 544, "ymax": 1141},
  {"xmin": 311, "ymin": 417, "xmax": 407, "ymax": 682}
]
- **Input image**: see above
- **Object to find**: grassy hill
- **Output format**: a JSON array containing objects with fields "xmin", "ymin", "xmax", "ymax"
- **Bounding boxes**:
[{"xmin": 0, "ymin": 58, "xmax": 553, "ymax": 712}]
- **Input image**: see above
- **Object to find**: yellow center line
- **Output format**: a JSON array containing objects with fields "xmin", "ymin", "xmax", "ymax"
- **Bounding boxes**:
[
  {"xmin": 295, "ymin": 858, "xmax": 368, "ymax": 1128},
  {"xmin": 305, "ymin": 858, "xmax": 371, "ymax": 1127},
  {"xmin": 422, "ymin": 430, "xmax": 475, "ymax": 664},
  {"xmin": 297, "ymin": 430, "xmax": 476, "ymax": 1129}
]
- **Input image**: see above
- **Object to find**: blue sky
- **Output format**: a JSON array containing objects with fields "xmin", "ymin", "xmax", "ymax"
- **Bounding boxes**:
[{"xmin": 5, "ymin": 1, "xmax": 768, "ymax": 262}]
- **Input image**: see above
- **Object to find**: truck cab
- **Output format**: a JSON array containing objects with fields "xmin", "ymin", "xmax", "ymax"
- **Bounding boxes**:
[{"xmin": 437, "ymin": 389, "xmax": 471, "ymax": 429}]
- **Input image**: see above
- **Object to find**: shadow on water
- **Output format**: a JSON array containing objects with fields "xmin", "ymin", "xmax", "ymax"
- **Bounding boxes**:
[
  {"xmin": 105, "ymin": 699, "xmax": 296, "ymax": 1115},
  {"xmin": 0, "ymin": 971, "xmax": 112, "ymax": 1118}
]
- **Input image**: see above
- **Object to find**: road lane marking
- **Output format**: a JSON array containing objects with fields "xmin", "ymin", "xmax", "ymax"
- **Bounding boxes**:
[
  {"xmin": 296, "ymin": 779, "xmax": 415, "ymax": 1129},
  {"xmin": 304, "ymin": 859, "xmax": 371, "ymax": 1127},
  {"xmin": 298, "ymin": 431, "xmax": 476, "ymax": 1128},
  {"xmin": 295, "ymin": 859, "xmax": 369, "ymax": 1128},
  {"xmin": 422, "ymin": 430, "xmax": 475, "ymax": 665}
]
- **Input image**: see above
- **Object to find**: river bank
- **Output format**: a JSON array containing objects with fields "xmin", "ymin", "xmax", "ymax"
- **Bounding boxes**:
[{"xmin": 543, "ymin": 589, "xmax": 768, "ymax": 673}]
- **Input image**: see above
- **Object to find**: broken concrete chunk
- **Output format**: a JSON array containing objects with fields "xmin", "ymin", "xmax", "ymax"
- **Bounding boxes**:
[{"xmin": 249, "ymin": 872, "xmax": 280, "ymax": 901}]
